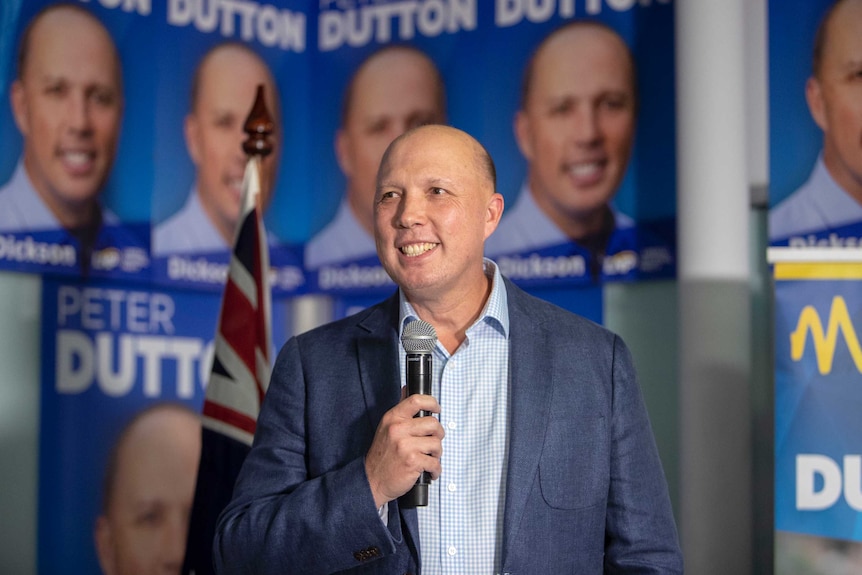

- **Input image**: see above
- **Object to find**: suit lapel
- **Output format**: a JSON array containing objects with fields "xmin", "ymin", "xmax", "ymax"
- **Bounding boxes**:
[
  {"xmin": 501, "ymin": 283, "xmax": 555, "ymax": 565},
  {"xmin": 356, "ymin": 296, "xmax": 401, "ymax": 429}
]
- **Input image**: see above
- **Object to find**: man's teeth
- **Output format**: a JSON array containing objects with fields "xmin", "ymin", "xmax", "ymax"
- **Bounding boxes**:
[
  {"xmin": 401, "ymin": 243, "xmax": 437, "ymax": 256},
  {"xmin": 568, "ymin": 162, "xmax": 600, "ymax": 177},
  {"xmin": 63, "ymin": 152, "xmax": 92, "ymax": 167}
]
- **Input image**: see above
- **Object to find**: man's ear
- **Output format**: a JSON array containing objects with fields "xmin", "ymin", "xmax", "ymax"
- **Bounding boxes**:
[
  {"xmin": 335, "ymin": 128, "xmax": 354, "ymax": 177},
  {"xmin": 513, "ymin": 109, "xmax": 535, "ymax": 161},
  {"xmin": 805, "ymin": 76, "xmax": 828, "ymax": 132},
  {"xmin": 184, "ymin": 114, "xmax": 202, "ymax": 167},
  {"xmin": 10, "ymin": 80, "xmax": 30, "ymax": 137},
  {"xmin": 484, "ymin": 193, "xmax": 505, "ymax": 240},
  {"xmin": 94, "ymin": 515, "xmax": 116, "ymax": 575}
]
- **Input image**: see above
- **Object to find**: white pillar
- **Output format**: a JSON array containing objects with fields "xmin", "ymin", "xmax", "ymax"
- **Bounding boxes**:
[{"xmin": 676, "ymin": 0, "xmax": 754, "ymax": 573}]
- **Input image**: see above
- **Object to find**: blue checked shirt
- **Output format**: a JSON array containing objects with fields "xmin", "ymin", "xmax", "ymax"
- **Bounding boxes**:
[{"xmin": 398, "ymin": 259, "xmax": 510, "ymax": 575}]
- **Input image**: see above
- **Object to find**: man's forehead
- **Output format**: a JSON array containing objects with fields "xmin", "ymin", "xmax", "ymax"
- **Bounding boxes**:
[
  {"xmin": 26, "ymin": 13, "xmax": 118, "ymax": 79},
  {"xmin": 30, "ymin": 10, "xmax": 112, "ymax": 52},
  {"xmin": 532, "ymin": 27, "xmax": 633, "ymax": 90},
  {"xmin": 352, "ymin": 79, "xmax": 439, "ymax": 118},
  {"xmin": 201, "ymin": 52, "xmax": 271, "ymax": 90},
  {"xmin": 824, "ymin": 3, "xmax": 862, "ymax": 59}
]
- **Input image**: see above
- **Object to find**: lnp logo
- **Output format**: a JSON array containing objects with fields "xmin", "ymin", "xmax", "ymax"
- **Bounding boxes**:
[{"xmin": 791, "ymin": 296, "xmax": 862, "ymax": 374}]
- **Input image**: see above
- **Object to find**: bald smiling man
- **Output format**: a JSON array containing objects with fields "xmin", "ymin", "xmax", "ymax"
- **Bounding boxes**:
[
  {"xmin": 485, "ymin": 21, "xmax": 641, "ymax": 280},
  {"xmin": 216, "ymin": 125, "xmax": 682, "ymax": 575},
  {"xmin": 0, "ymin": 3, "xmax": 144, "ymax": 273},
  {"xmin": 154, "ymin": 42, "xmax": 281, "ymax": 256}
]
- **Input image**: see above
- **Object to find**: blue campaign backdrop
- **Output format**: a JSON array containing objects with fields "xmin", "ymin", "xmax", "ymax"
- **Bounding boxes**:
[
  {"xmin": 0, "ymin": 1, "xmax": 675, "ymax": 289},
  {"xmin": 12, "ymin": 2, "xmax": 678, "ymax": 570}
]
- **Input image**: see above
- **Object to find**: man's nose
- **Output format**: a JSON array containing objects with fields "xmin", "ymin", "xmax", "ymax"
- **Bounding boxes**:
[
  {"xmin": 570, "ymin": 106, "xmax": 601, "ymax": 145},
  {"xmin": 159, "ymin": 513, "xmax": 189, "ymax": 572},
  {"xmin": 396, "ymin": 191, "xmax": 427, "ymax": 228},
  {"xmin": 67, "ymin": 91, "xmax": 93, "ymax": 135}
]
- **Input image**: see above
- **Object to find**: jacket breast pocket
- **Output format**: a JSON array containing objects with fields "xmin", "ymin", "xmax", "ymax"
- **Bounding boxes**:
[{"xmin": 538, "ymin": 414, "xmax": 609, "ymax": 510}]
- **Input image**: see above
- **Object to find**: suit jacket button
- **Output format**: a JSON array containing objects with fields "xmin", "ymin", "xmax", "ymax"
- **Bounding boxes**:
[{"xmin": 353, "ymin": 546, "xmax": 381, "ymax": 562}]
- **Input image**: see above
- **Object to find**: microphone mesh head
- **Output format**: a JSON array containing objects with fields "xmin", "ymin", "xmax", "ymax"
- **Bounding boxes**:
[{"xmin": 401, "ymin": 319, "xmax": 438, "ymax": 353}]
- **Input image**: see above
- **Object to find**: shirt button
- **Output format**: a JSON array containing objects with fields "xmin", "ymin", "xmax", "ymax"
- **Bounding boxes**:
[
  {"xmin": 448, "ymin": 546, "xmax": 457, "ymax": 556},
  {"xmin": 448, "ymin": 483, "xmax": 456, "ymax": 492},
  {"xmin": 447, "ymin": 421, "xmax": 457, "ymax": 430}
]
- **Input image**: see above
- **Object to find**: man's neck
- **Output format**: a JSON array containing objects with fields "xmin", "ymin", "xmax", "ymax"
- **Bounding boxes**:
[
  {"xmin": 529, "ymin": 180, "xmax": 608, "ymax": 240},
  {"xmin": 823, "ymin": 151, "xmax": 862, "ymax": 207},
  {"xmin": 25, "ymin": 158, "xmax": 98, "ymax": 230},
  {"xmin": 406, "ymin": 268, "xmax": 493, "ymax": 354}
]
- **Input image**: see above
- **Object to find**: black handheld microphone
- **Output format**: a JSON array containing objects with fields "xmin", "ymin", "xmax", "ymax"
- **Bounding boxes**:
[{"xmin": 400, "ymin": 319, "xmax": 438, "ymax": 508}]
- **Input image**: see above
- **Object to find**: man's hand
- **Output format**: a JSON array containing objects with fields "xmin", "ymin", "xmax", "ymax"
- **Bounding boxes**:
[{"xmin": 364, "ymin": 391, "xmax": 444, "ymax": 508}]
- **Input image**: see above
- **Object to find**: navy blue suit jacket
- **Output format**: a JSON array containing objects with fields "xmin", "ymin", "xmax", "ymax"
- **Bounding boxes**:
[{"xmin": 214, "ymin": 278, "xmax": 683, "ymax": 574}]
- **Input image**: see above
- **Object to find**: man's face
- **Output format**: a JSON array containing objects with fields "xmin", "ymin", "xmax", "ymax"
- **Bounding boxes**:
[
  {"xmin": 807, "ymin": 0, "xmax": 862, "ymax": 200},
  {"xmin": 10, "ymin": 8, "xmax": 122, "ymax": 228},
  {"xmin": 374, "ymin": 126, "xmax": 502, "ymax": 301},
  {"xmin": 95, "ymin": 408, "xmax": 201, "ymax": 575},
  {"xmin": 185, "ymin": 47, "xmax": 279, "ymax": 244},
  {"xmin": 337, "ymin": 49, "xmax": 445, "ymax": 236},
  {"xmin": 515, "ymin": 25, "xmax": 636, "ymax": 239}
]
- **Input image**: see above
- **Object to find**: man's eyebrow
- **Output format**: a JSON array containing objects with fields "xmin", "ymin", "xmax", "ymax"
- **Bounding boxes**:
[
  {"xmin": 376, "ymin": 179, "xmax": 401, "ymax": 190},
  {"xmin": 424, "ymin": 176, "xmax": 456, "ymax": 186}
]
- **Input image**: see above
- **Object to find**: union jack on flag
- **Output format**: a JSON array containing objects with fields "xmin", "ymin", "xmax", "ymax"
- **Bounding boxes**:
[{"xmin": 183, "ymin": 155, "xmax": 272, "ymax": 575}]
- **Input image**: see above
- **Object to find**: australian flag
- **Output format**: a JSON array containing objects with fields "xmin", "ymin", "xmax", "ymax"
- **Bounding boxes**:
[{"xmin": 182, "ymin": 156, "xmax": 272, "ymax": 575}]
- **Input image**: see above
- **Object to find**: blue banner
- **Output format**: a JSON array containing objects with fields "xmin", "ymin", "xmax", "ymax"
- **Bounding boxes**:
[
  {"xmin": 774, "ymin": 263, "xmax": 862, "ymax": 543},
  {"xmin": 38, "ymin": 277, "xmax": 292, "ymax": 574}
]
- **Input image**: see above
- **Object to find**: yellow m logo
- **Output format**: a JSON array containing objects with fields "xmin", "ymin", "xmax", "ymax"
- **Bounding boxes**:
[{"xmin": 790, "ymin": 296, "xmax": 862, "ymax": 374}]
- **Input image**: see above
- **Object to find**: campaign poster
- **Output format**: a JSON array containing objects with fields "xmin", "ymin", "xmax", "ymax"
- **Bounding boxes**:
[
  {"xmin": 0, "ymin": 0, "xmax": 308, "ymax": 293},
  {"xmin": 768, "ymin": 0, "xmax": 862, "ymax": 247},
  {"xmin": 773, "ymin": 259, "xmax": 862, "ymax": 573},
  {"xmin": 0, "ymin": 0, "xmax": 152, "ymax": 280},
  {"xmin": 150, "ymin": 0, "xmax": 308, "ymax": 296},
  {"xmin": 304, "ymin": 0, "xmax": 677, "ymax": 298},
  {"xmin": 37, "ymin": 277, "xmax": 292, "ymax": 574}
]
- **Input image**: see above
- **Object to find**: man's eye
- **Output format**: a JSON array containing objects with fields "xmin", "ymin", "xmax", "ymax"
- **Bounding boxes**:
[
  {"xmin": 89, "ymin": 88, "xmax": 117, "ymax": 107},
  {"xmin": 367, "ymin": 119, "xmax": 389, "ymax": 135},
  {"xmin": 430, "ymin": 187, "xmax": 446, "ymax": 195},
  {"xmin": 549, "ymin": 101, "xmax": 573, "ymax": 116},
  {"xmin": 215, "ymin": 115, "xmax": 236, "ymax": 129},
  {"xmin": 135, "ymin": 507, "xmax": 164, "ymax": 527},
  {"xmin": 601, "ymin": 98, "xmax": 626, "ymax": 111},
  {"xmin": 407, "ymin": 113, "xmax": 440, "ymax": 130},
  {"xmin": 45, "ymin": 82, "xmax": 68, "ymax": 97}
]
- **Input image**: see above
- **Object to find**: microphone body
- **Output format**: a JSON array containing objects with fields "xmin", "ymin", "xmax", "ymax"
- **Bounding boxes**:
[{"xmin": 400, "ymin": 320, "xmax": 437, "ymax": 508}]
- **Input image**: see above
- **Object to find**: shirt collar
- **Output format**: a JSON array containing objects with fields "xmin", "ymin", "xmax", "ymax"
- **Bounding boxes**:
[{"xmin": 398, "ymin": 258, "xmax": 509, "ymax": 345}]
